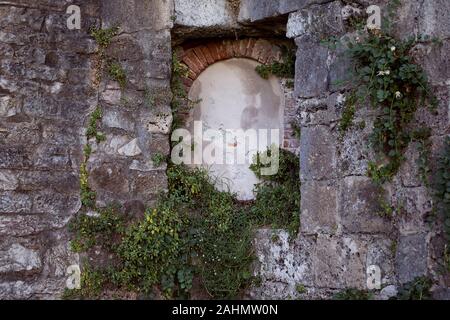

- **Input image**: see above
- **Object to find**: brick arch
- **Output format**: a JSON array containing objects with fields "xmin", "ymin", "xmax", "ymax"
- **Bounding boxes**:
[
  {"xmin": 177, "ymin": 38, "xmax": 286, "ymax": 91},
  {"xmin": 176, "ymin": 38, "xmax": 299, "ymax": 154}
]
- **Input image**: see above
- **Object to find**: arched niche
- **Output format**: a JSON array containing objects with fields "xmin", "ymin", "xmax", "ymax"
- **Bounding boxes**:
[{"xmin": 185, "ymin": 58, "xmax": 284, "ymax": 200}]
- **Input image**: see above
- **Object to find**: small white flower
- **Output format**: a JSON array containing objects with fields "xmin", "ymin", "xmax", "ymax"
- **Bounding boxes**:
[
  {"xmin": 391, "ymin": 46, "xmax": 396, "ymax": 52},
  {"xmin": 378, "ymin": 70, "xmax": 391, "ymax": 76},
  {"xmin": 395, "ymin": 91, "xmax": 402, "ymax": 99}
]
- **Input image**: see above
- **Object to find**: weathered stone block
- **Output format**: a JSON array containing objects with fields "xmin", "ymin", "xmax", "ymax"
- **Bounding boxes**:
[
  {"xmin": 286, "ymin": 2, "xmax": 344, "ymax": 39},
  {"xmin": 297, "ymin": 97, "xmax": 340, "ymax": 126},
  {"xmin": 366, "ymin": 238, "xmax": 396, "ymax": 286},
  {"xmin": 294, "ymin": 36, "xmax": 329, "ymax": 98},
  {"xmin": 0, "ymin": 147, "xmax": 32, "ymax": 169},
  {"xmin": 88, "ymin": 160, "xmax": 130, "ymax": 195},
  {"xmin": 0, "ymin": 243, "xmax": 42, "ymax": 274},
  {"xmin": 253, "ymin": 229, "xmax": 314, "ymax": 287},
  {"xmin": 300, "ymin": 125, "xmax": 337, "ymax": 181},
  {"xmin": 396, "ymin": 233, "xmax": 428, "ymax": 284},
  {"xmin": 130, "ymin": 170, "xmax": 168, "ymax": 202},
  {"xmin": 338, "ymin": 117, "xmax": 374, "ymax": 177},
  {"xmin": 238, "ymin": 0, "xmax": 279, "ymax": 23},
  {"xmin": 396, "ymin": 187, "xmax": 432, "ymax": 236},
  {"xmin": 101, "ymin": 0, "xmax": 172, "ymax": 33},
  {"xmin": 32, "ymin": 192, "xmax": 81, "ymax": 216},
  {"xmin": 0, "ymin": 170, "xmax": 18, "ymax": 191},
  {"xmin": 340, "ymin": 176, "xmax": 393, "ymax": 234},
  {"xmin": 0, "ymin": 192, "xmax": 32, "ymax": 214},
  {"xmin": 300, "ymin": 180, "xmax": 338, "ymax": 234},
  {"xmin": 313, "ymin": 235, "xmax": 367, "ymax": 289},
  {"xmin": 175, "ymin": 0, "xmax": 236, "ymax": 27},
  {"xmin": 102, "ymin": 108, "xmax": 135, "ymax": 132}
]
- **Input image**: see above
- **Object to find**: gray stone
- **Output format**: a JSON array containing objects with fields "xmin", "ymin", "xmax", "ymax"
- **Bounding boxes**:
[
  {"xmin": 101, "ymin": 0, "xmax": 172, "ymax": 33},
  {"xmin": 366, "ymin": 238, "xmax": 396, "ymax": 285},
  {"xmin": 294, "ymin": 36, "xmax": 329, "ymax": 98},
  {"xmin": 419, "ymin": 0, "xmax": 450, "ymax": 39},
  {"xmin": 300, "ymin": 125, "xmax": 337, "ymax": 181},
  {"xmin": 175, "ymin": 0, "xmax": 236, "ymax": 28},
  {"xmin": 0, "ymin": 170, "xmax": 18, "ymax": 191},
  {"xmin": 117, "ymin": 138, "xmax": 142, "ymax": 157},
  {"xmin": 253, "ymin": 229, "xmax": 314, "ymax": 287},
  {"xmin": 338, "ymin": 117, "xmax": 374, "ymax": 177},
  {"xmin": 0, "ymin": 192, "xmax": 32, "ymax": 214},
  {"xmin": 0, "ymin": 244, "xmax": 42, "ymax": 274},
  {"xmin": 396, "ymin": 233, "xmax": 428, "ymax": 284},
  {"xmin": 88, "ymin": 160, "xmax": 130, "ymax": 195},
  {"xmin": 340, "ymin": 177, "xmax": 393, "ymax": 234},
  {"xmin": 130, "ymin": 170, "xmax": 168, "ymax": 202},
  {"xmin": 102, "ymin": 108, "xmax": 135, "ymax": 132},
  {"xmin": 286, "ymin": 2, "xmax": 344, "ymax": 39},
  {"xmin": 313, "ymin": 235, "xmax": 367, "ymax": 289},
  {"xmin": 396, "ymin": 187, "xmax": 432, "ymax": 236},
  {"xmin": 300, "ymin": 181, "xmax": 338, "ymax": 234},
  {"xmin": 379, "ymin": 285, "xmax": 398, "ymax": 300},
  {"xmin": 297, "ymin": 95, "xmax": 341, "ymax": 126}
]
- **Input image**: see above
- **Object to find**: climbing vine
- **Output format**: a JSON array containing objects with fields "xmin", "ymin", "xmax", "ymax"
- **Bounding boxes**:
[{"xmin": 343, "ymin": 30, "xmax": 438, "ymax": 184}]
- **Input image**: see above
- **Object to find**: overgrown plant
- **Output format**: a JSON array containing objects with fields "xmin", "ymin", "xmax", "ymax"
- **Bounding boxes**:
[
  {"xmin": 255, "ymin": 46, "xmax": 295, "ymax": 80},
  {"xmin": 343, "ymin": 30, "xmax": 438, "ymax": 184},
  {"xmin": 396, "ymin": 276, "xmax": 433, "ymax": 300},
  {"xmin": 80, "ymin": 106, "xmax": 106, "ymax": 209},
  {"xmin": 250, "ymin": 148, "xmax": 301, "ymax": 236},
  {"xmin": 68, "ymin": 147, "xmax": 300, "ymax": 299}
]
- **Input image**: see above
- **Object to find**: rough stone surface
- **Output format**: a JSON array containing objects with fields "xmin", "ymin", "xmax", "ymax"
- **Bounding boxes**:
[
  {"xmin": 0, "ymin": 0, "xmax": 448, "ymax": 300},
  {"xmin": 294, "ymin": 36, "xmax": 329, "ymax": 98},
  {"xmin": 174, "ymin": 0, "xmax": 236, "ymax": 28},
  {"xmin": 299, "ymin": 125, "xmax": 336, "ymax": 181},
  {"xmin": 300, "ymin": 181, "xmax": 338, "ymax": 234},
  {"xmin": 396, "ymin": 233, "xmax": 428, "ymax": 284},
  {"xmin": 0, "ymin": 0, "xmax": 173, "ymax": 299},
  {"xmin": 340, "ymin": 176, "xmax": 393, "ymax": 234}
]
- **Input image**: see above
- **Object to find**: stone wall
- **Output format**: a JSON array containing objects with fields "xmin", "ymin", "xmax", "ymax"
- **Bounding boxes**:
[
  {"xmin": 0, "ymin": 0, "xmax": 448, "ymax": 299},
  {"xmin": 0, "ymin": 0, "xmax": 173, "ymax": 299},
  {"xmin": 248, "ymin": 0, "xmax": 450, "ymax": 299}
]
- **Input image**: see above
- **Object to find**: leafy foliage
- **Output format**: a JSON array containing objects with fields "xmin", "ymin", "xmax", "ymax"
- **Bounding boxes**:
[
  {"xmin": 396, "ymin": 276, "xmax": 433, "ymax": 300},
  {"xmin": 69, "ymin": 147, "xmax": 300, "ymax": 299},
  {"xmin": 339, "ymin": 92, "xmax": 357, "ymax": 135},
  {"xmin": 90, "ymin": 26, "xmax": 119, "ymax": 49},
  {"xmin": 151, "ymin": 153, "xmax": 166, "ymax": 168},
  {"xmin": 333, "ymin": 288, "xmax": 372, "ymax": 300},
  {"xmin": 250, "ymin": 148, "xmax": 300, "ymax": 236},
  {"xmin": 107, "ymin": 61, "xmax": 126, "ymax": 88},
  {"xmin": 344, "ymin": 31, "xmax": 437, "ymax": 184}
]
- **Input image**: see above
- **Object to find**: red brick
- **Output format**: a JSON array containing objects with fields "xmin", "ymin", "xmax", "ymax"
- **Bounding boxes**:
[
  {"xmin": 223, "ymin": 40, "xmax": 235, "ymax": 59},
  {"xmin": 193, "ymin": 47, "xmax": 208, "ymax": 68},
  {"xmin": 199, "ymin": 45, "xmax": 214, "ymax": 65},
  {"xmin": 217, "ymin": 41, "xmax": 229, "ymax": 60},
  {"xmin": 239, "ymin": 39, "xmax": 249, "ymax": 57},
  {"xmin": 246, "ymin": 38, "xmax": 257, "ymax": 57},
  {"xmin": 206, "ymin": 42, "xmax": 221, "ymax": 62},
  {"xmin": 231, "ymin": 40, "xmax": 241, "ymax": 57}
]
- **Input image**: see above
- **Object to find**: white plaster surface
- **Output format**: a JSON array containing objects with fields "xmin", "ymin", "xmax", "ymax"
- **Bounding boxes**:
[{"xmin": 187, "ymin": 58, "xmax": 284, "ymax": 200}]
